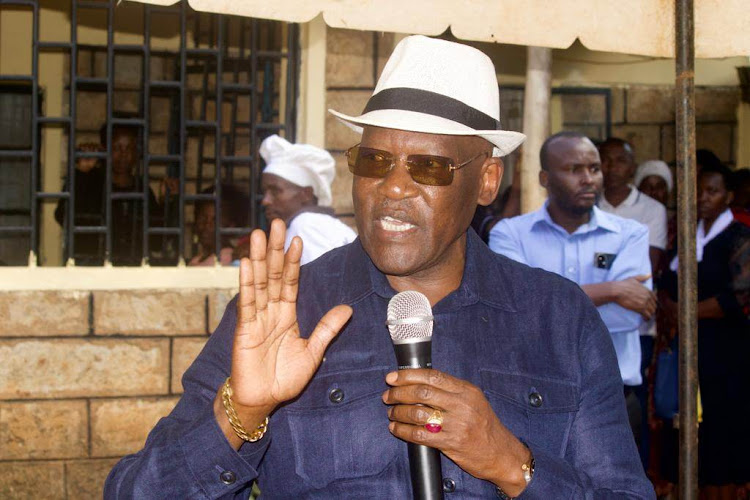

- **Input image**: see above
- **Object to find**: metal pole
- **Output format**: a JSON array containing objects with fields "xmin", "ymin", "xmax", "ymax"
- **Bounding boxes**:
[{"xmin": 675, "ymin": 0, "xmax": 698, "ymax": 497}]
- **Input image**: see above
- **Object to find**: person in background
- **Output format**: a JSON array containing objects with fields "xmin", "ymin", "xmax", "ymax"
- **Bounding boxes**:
[
  {"xmin": 258, "ymin": 134, "xmax": 355, "ymax": 265},
  {"xmin": 659, "ymin": 163, "xmax": 750, "ymax": 500},
  {"xmin": 55, "ymin": 124, "xmax": 165, "ymax": 266},
  {"xmin": 697, "ymin": 148, "xmax": 723, "ymax": 171},
  {"xmin": 471, "ymin": 153, "xmax": 522, "ymax": 242},
  {"xmin": 596, "ymin": 148, "xmax": 669, "ymax": 470},
  {"xmin": 598, "ymin": 139, "xmax": 668, "ymax": 271},
  {"xmin": 490, "ymin": 131, "xmax": 656, "ymax": 449},
  {"xmin": 189, "ymin": 184, "xmax": 250, "ymax": 267},
  {"xmin": 634, "ymin": 160, "xmax": 673, "ymax": 208},
  {"xmin": 633, "ymin": 159, "xmax": 676, "ymax": 493},
  {"xmin": 730, "ymin": 168, "xmax": 750, "ymax": 227}
]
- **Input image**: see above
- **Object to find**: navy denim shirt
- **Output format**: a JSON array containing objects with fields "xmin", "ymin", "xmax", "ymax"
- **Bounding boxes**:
[{"xmin": 105, "ymin": 231, "xmax": 655, "ymax": 499}]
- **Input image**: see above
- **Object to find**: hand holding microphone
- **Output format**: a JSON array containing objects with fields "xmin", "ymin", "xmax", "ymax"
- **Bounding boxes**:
[
  {"xmin": 384, "ymin": 291, "xmax": 534, "ymax": 498},
  {"xmin": 386, "ymin": 291, "xmax": 444, "ymax": 500}
]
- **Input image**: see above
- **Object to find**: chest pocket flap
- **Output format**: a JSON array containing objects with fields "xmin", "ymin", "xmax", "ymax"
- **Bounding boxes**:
[
  {"xmin": 283, "ymin": 367, "xmax": 397, "ymax": 488},
  {"xmin": 481, "ymin": 370, "xmax": 579, "ymax": 457}
]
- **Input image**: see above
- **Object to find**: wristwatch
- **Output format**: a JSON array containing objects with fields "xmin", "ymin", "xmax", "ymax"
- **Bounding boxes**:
[{"xmin": 495, "ymin": 455, "xmax": 535, "ymax": 499}]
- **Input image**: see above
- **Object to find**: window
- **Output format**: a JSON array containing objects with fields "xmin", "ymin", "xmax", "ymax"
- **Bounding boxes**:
[{"xmin": 0, "ymin": 0, "xmax": 299, "ymax": 266}]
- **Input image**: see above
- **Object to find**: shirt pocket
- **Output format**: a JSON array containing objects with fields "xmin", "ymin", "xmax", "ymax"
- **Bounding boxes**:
[
  {"xmin": 480, "ymin": 370, "xmax": 579, "ymax": 457},
  {"xmin": 283, "ymin": 367, "xmax": 397, "ymax": 489}
]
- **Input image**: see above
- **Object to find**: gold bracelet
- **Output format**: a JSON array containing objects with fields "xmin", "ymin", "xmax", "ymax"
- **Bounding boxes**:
[{"xmin": 221, "ymin": 377, "xmax": 269, "ymax": 442}]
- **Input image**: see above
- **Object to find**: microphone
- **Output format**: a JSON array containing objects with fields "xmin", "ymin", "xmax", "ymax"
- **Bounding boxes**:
[{"xmin": 387, "ymin": 291, "xmax": 444, "ymax": 500}]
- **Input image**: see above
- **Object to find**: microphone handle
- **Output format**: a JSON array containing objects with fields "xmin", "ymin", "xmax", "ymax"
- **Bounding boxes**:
[{"xmin": 393, "ymin": 340, "xmax": 444, "ymax": 500}]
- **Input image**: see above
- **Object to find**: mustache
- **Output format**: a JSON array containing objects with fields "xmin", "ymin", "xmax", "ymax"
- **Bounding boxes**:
[{"xmin": 371, "ymin": 202, "xmax": 419, "ymax": 225}]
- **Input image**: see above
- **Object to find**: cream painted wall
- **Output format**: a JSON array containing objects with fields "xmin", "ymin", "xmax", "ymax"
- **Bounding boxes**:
[
  {"xmin": 738, "ymin": 103, "xmax": 750, "ymax": 168},
  {"xmin": 296, "ymin": 15, "xmax": 327, "ymax": 147}
]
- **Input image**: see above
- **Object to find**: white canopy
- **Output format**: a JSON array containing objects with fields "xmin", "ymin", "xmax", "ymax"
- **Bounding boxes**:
[{"xmin": 129, "ymin": 0, "xmax": 749, "ymax": 58}]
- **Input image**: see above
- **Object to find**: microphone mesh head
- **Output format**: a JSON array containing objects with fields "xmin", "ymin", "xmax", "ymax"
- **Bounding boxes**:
[{"xmin": 386, "ymin": 291, "xmax": 434, "ymax": 341}]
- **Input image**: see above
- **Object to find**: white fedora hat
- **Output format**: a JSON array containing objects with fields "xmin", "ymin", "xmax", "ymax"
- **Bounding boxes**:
[{"xmin": 329, "ymin": 35, "xmax": 525, "ymax": 157}]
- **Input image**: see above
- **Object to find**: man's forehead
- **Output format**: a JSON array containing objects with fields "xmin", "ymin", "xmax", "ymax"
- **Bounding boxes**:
[
  {"xmin": 549, "ymin": 136, "xmax": 598, "ymax": 159},
  {"xmin": 361, "ymin": 126, "xmax": 485, "ymax": 154},
  {"xmin": 599, "ymin": 140, "xmax": 633, "ymax": 157}
]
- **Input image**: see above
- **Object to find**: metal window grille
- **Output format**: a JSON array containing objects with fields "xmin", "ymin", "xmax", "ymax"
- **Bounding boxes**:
[{"xmin": 0, "ymin": 0, "xmax": 299, "ymax": 266}]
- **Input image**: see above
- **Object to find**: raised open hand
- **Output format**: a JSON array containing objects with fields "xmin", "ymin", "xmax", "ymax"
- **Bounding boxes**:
[{"xmin": 216, "ymin": 219, "xmax": 352, "ymax": 446}]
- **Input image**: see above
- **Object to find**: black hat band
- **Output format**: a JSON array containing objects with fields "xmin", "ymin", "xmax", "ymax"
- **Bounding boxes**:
[{"xmin": 362, "ymin": 87, "xmax": 501, "ymax": 131}]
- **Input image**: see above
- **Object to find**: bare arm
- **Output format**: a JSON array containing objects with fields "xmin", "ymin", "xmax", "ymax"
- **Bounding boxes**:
[
  {"xmin": 581, "ymin": 274, "xmax": 657, "ymax": 320},
  {"xmin": 697, "ymin": 297, "xmax": 724, "ymax": 320}
]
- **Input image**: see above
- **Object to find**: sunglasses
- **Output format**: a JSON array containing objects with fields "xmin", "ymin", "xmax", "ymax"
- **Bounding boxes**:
[{"xmin": 345, "ymin": 144, "xmax": 488, "ymax": 186}]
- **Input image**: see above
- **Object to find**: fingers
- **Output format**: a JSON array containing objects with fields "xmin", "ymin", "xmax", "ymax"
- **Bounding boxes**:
[
  {"xmin": 382, "ymin": 382, "xmax": 455, "ymax": 409},
  {"xmin": 388, "ymin": 404, "xmax": 435, "ymax": 427},
  {"xmin": 250, "ymin": 229, "xmax": 269, "ymax": 314},
  {"xmin": 634, "ymin": 274, "xmax": 652, "ymax": 282},
  {"xmin": 266, "ymin": 219, "xmax": 286, "ymax": 304},
  {"xmin": 306, "ymin": 305, "xmax": 353, "ymax": 362},
  {"xmin": 388, "ymin": 420, "xmax": 443, "ymax": 448},
  {"xmin": 385, "ymin": 368, "xmax": 463, "ymax": 393},
  {"xmin": 280, "ymin": 236, "xmax": 303, "ymax": 305},
  {"xmin": 236, "ymin": 257, "xmax": 257, "ymax": 336}
]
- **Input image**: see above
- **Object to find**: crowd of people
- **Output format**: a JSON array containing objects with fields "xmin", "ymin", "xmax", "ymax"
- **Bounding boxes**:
[
  {"xmin": 481, "ymin": 135, "xmax": 750, "ymax": 499},
  {"xmin": 57, "ymin": 35, "xmax": 746, "ymax": 499},
  {"xmin": 55, "ymin": 127, "xmax": 354, "ymax": 268}
]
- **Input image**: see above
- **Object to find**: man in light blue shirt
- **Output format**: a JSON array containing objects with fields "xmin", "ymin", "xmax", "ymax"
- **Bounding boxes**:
[{"xmin": 489, "ymin": 132, "xmax": 656, "ymax": 441}]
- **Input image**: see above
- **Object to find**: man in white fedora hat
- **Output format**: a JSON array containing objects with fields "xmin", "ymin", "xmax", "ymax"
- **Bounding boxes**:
[{"xmin": 108, "ymin": 35, "xmax": 654, "ymax": 498}]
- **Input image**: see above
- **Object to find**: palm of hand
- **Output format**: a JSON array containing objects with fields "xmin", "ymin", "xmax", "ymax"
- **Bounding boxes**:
[
  {"xmin": 229, "ymin": 220, "xmax": 352, "ymax": 412},
  {"xmin": 232, "ymin": 317, "xmax": 319, "ymax": 407}
]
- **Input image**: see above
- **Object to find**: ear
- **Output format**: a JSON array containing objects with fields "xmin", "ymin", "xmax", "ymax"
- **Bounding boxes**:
[
  {"xmin": 477, "ymin": 157, "xmax": 504, "ymax": 206},
  {"xmin": 539, "ymin": 169, "xmax": 549, "ymax": 189}
]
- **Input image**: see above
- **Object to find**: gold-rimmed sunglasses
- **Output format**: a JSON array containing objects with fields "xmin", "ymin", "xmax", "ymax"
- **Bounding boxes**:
[{"xmin": 345, "ymin": 143, "xmax": 488, "ymax": 186}]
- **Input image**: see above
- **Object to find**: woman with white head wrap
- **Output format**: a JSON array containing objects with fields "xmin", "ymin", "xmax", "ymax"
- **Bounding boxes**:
[
  {"xmin": 635, "ymin": 160, "xmax": 673, "ymax": 207},
  {"xmin": 259, "ymin": 135, "xmax": 356, "ymax": 265}
]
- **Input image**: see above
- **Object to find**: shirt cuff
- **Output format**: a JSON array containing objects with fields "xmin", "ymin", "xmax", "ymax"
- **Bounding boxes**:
[
  {"xmin": 178, "ymin": 403, "xmax": 270, "ymax": 497},
  {"xmin": 515, "ymin": 444, "xmax": 579, "ymax": 499}
]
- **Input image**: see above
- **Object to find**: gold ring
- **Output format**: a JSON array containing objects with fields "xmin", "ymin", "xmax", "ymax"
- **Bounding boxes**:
[{"xmin": 425, "ymin": 409, "xmax": 443, "ymax": 433}]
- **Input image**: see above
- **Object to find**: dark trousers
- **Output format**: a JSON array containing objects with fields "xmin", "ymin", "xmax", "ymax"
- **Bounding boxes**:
[
  {"xmin": 624, "ymin": 386, "xmax": 643, "ymax": 452},
  {"xmin": 633, "ymin": 335, "xmax": 654, "ymax": 469}
]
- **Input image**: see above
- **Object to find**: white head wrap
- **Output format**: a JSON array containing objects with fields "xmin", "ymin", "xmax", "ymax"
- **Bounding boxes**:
[
  {"xmin": 259, "ymin": 135, "xmax": 335, "ymax": 207},
  {"xmin": 635, "ymin": 160, "xmax": 673, "ymax": 193}
]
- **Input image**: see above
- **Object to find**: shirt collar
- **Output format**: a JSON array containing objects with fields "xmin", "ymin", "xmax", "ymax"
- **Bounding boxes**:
[
  {"xmin": 531, "ymin": 201, "xmax": 620, "ymax": 235},
  {"xmin": 338, "ymin": 230, "xmax": 517, "ymax": 312}
]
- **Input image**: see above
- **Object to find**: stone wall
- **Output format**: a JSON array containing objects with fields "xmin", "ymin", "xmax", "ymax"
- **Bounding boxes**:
[
  {"xmin": 566, "ymin": 85, "xmax": 740, "ymax": 167},
  {"xmin": 0, "ymin": 288, "xmax": 236, "ymax": 499},
  {"xmin": 325, "ymin": 28, "xmax": 394, "ymax": 226}
]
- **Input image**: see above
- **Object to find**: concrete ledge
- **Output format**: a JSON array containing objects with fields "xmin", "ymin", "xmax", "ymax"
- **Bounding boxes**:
[{"xmin": 0, "ymin": 266, "xmax": 239, "ymax": 291}]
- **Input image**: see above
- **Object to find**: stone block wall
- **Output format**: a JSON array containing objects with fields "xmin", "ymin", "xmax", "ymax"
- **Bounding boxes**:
[
  {"xmin": 605, "ymin": 85, "xmax": 740, "ymax": 166},
  {"xmin": 325, "ymin": 28, "xmax": 394, "ymax": 227},
  {"xmin": 0, "ymin": 288, "xmax": 236, "ymax": 499}
]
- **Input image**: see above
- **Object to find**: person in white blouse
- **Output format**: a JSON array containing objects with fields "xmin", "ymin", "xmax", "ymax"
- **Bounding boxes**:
[{"xmin": 259, "ymin": 135, "xmax": 356, "ymax": 265}]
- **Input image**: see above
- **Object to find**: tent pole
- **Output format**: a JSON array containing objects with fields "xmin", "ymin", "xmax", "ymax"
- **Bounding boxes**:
[
  {"xmin": 675, "ymin": 0, "xmax": 698, "ymax": 498},
  {"xmin": 520, "ymin": 46, "xmax": 551, "ymax": 214}
]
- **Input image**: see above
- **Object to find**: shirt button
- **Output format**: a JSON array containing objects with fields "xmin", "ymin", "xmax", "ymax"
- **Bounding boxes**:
[
  {"xmin": 528, "ymin": 391, "xmax": 543, "ymax": 408},
  {"xmin": 329, "ymin": 388, "xmax": 345, "ymax": 403},
  {"xmin": 442, "ymin": 477, "xmax": 456, "ymax": 493},
  {"xmin": 219, "ymin": 470, "xmax": 236, "ymax": 485},
  {"xmin": 567, "ymin": 266, "xmax": 576, "ymax": 274}
]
